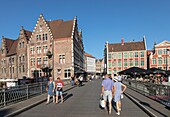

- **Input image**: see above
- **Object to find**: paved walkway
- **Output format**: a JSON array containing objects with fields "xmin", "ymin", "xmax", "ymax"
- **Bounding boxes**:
[
  {"xmin": 15, "ymin": 80, "xmax": 148, "ymax": 117},
  {"xmin": 125, "ymin": 88, "xmax": 170, "ymax": 117},
  {"xmin": 1, "ymin": 79, "xmax": 169, "ymax": 117},
  {"xmin": 0, "ymin": 84, "xmax": 76, "ymax": 117}
]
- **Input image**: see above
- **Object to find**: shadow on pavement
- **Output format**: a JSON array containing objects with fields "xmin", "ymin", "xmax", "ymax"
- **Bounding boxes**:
[
  {"xmin": 0, "ymin": 108, "xmax": 11, "ymax": 117},
  {"xmin": 63, "ymin": 93, "xmax": 73, "ymax": 102}
]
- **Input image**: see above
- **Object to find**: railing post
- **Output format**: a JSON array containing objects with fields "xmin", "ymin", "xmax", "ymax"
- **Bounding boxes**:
[
  {"xmin": 3, "ymin": 88, "xmax": 6, "ymax": 106},
  {"xmin": 26, "ymin": 85, "xmax": 29, "ymax": 99},
  {"xmin": 40, "ymin": 82, "xmax": 43, "ymax": 94}
]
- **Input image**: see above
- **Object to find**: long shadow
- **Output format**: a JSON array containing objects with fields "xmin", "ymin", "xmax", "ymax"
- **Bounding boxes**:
[
  {"xmin": 63, "ymin": 93, "xmax": 73, "ymax": 102},
  {"xmin": 128, "ymin": 93, "xmax": 168, "ymax": 117},
  {"xmin": 0, "ymin": 108, "xmax": 12, "ymax": 116}
]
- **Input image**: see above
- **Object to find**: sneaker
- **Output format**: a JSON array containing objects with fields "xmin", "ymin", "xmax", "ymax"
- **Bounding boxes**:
[
  {"xmin": 116, "ymin": 112, "xmax": 120, "ymax": 115},
  {"xmin": 108, "ymin": 111, "xmax": 111, "ymax": 115}
]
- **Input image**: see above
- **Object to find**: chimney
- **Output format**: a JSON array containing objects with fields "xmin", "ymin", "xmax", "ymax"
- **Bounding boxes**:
[{"xmin": 121, "ymin": 38, "xmax": 124, "ymax": 45}]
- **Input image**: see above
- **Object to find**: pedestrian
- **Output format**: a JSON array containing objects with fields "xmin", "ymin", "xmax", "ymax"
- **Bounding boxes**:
[
  {"xmin": 101, "ymin": 74, "xmax": 114, "ymax": 115},
  {"xmin": 55, "ymin": 77, "xmax": 64, "ymax": 103},
  {"xmin": 46, "ymin": 77, "xmax": 55, "ymax": 104},
  {"xmin": 78, "ymin": 75, "xmax": 83, "ymax": 87},
  {"xmin": 113, "ymin": 76, "xmax": 127, "ymax": 115},
  {"xmin": 71, "ymin": 76, "xmax": 75, "ymax": 86}
]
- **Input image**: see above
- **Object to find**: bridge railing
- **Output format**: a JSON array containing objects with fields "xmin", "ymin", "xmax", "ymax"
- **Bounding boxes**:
[
  {"xmin": 0, "ymin": 79, "xmax": 71, "ymax": 108},
  {"xmin": 123, "ymin": 79, "xmax": 170, "ymax": 107}
]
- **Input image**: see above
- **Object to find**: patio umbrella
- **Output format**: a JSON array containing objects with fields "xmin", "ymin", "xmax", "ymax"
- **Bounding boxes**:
[
  {"xmin": 118, "ymin": 67, "xmax": 147, "ymax": 75},
  {"xmin": 147, "ymin": 68, "xmax": 166, "ymax": 74}
]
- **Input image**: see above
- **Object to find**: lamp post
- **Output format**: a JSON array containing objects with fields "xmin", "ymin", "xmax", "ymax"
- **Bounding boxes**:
[{"xmin": 166, "ymin": 48, "xmax": 170, "ymax": 71}]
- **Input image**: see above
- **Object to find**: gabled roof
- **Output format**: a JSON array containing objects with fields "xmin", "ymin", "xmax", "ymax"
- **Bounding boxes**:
[
  {"xmin": 108, "ymin": 41, "xmax": 146, "ymax": 52},
  {"xmin": 84, "ymin": 53, "xmax": 95, "ymax": 58},
  {"xmin": 48, "ymin": 20, "xmax": 74, "ymax": 39},
  {"xmin": 3, "ymin": 38, "xmax": 15, "ymax": 52},
  {"xmin": 7, "ymin": 39, "xmax": 18, "ymax": 56},
  {"xmin": 24, "ymin": 30, "xmax": 32, "ymax": 40},
  {"xmin": 155, "ymin": 40, "xmax": 170, "ymax": 47}
]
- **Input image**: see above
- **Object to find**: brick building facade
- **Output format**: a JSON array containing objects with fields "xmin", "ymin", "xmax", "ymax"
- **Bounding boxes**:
[
  {"xmin": 0, "ymin": 14, "xmax": 84, "ymax": 80},
  {"xmin": 104, "ymin": 37, "xmax": 147, "ymax": 77},
  {"xmin": 148, "ymin": 40, "xmax": 170, "ymax": 70}
]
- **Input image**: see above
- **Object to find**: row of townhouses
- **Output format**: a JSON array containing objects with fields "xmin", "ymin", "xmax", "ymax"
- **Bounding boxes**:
[
  {"xmin": 0, "ymin": 14, "xmax": 84, "ymax": 80},
  {"xmin": 104, "ymin": 37, "xmax": 170, "ymax": 76}
]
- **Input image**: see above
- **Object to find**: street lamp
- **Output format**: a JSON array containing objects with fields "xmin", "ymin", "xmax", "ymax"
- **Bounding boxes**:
[{"xmin": 166, "ymin": 48, "xmax": 170, "ymax": 71}]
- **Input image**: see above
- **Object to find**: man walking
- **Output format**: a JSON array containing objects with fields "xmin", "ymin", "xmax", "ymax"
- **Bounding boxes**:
[
  {"xmin": 101, "ymin": 74, "xmax": 114, "ymax": 115},
  {"xmin": 55, "ymin": 77, "xmax": 64, "ymax": 103}
]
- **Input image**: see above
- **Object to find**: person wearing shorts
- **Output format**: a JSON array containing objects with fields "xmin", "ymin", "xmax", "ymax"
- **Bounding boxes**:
[
  {"xmin": 101, "ymin": 74, "xmax": 114, "ymax": 115},
  {"xmin": 55, "ymin": 77, "xmax": 64, "ymax": 104}
]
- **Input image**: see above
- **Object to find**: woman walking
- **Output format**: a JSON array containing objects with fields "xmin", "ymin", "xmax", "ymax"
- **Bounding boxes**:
[
  {"xmin": 46, "ymin": 77, "xmax": 55, "ymax": 104},
  {"xmin": 113, "ymin": 76, "xmax": 126, "ymax": 115}
]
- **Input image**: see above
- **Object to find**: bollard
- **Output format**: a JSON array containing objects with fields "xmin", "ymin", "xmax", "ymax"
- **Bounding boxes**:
[
  {"xmin": 26, "ymin": 85, "xmax": 29, "ymax": 99},
  {"xmin": 3, "ymin": 88, "xmax": 6, "ymax": 106}
]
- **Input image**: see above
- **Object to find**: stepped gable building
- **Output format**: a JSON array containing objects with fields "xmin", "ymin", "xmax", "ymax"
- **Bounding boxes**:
[
  {"xmin": 148, "ymin": 40, "xmax": 170, "ymax": 70},
  {"xmin": 96, "ymin": 58, "xmax": 104, "ymax": 75},
  {"xmin": 0, "ymin": 27, "xmax": 32, "ymax": 79},
  {"xmin": 104, "ymin": 37, "xmax": 147, "ymax": 76},
  {"xmin": 0, "ymin": 13, "xmax": 84, "ymax": 80},
  {"xmin": 28, "ymin": 14, "xmax": 84, "ymax": 79}
]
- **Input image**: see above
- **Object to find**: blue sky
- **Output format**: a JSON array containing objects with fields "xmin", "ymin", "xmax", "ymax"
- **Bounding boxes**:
[{"xmin": 0, "ymin": 0, "xmax": 170, "ymax": 58}]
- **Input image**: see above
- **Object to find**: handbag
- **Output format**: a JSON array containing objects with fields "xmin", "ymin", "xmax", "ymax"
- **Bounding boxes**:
[
  {"xmin": 100, "ymin": 96, "xmax": 105, "ymax": 108},
  {"xmin": 121, "ymin": 94, "xmax": 124, "ymax": 99}
]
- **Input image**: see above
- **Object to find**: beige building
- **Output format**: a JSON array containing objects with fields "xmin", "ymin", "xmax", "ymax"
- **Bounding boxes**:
[
  {"xmin": 104, "ymin": 37, "xmax": 147, "ymax": 76},
  {"xmin": 148, "ymin": 40, "xmax": 170, "ymax": 70},
  {"xmin": 0, "ymin": 14, "xmax": 84, "ymax": 80},
  {"xmin": 96, "ymin": 58, "xmax": 104, "ymax": 75}
]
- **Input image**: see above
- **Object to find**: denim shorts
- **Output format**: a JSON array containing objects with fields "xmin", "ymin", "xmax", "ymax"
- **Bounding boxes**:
[
  {"xmin": 56, "ymin": 90, "xmax": 63, "ymax": 96},
  {"xmin": 103, "ymin": 90, "xmax": 112, "ymax": 102}
]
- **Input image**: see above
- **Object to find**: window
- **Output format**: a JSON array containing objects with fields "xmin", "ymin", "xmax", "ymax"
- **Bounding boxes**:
[
  {"xmin": 158, "ymin": 49, "xmax": 162, "ymax": 55},
  {"xmin": 30, "ymin": 47, "xmax": 35, "ymax": 54},
  {"xmin": 130, "ymin": 60, "xmax": 133, "ymax": 66},
  {"xmin": 140, "ymin": 60, "xmax": 144, "ymax": 66},
  {"xmin": 19, "ymin": 43, "xmax": 22, "ymax": 48},
  {"xmin": 124, "ymin": 53, "xmax": 128, "ymax": 58},
  {"xmin": 31, "ymin": 58, "xmax": 35, "ymax": 66},
  {"xmin": 36, "ymin": 35, "xmax": 39, "ymax": 41},
  {"xmin": 163, "ymin": 57, "xmax": 166, "ymax": 64},
  {"xmin": 129, "ymin": 52, "xmax": 133, "ymax": 58},
  {"xmin": 140, "ymin": 52, "xmax": 144, "ymax": 57},
  {"xmin": 43, "ymin": 46, "xmax": 48, "ymax": 53},
  {"xmin": 163, "ymin": 49, "xmax": 166, "ymax": 54},
  {"xmin": 135, "ymin": 60, "xmax": 138, "ymax": 66},
  {"xmin": 113, "ymin": 53, "xmax": 116, "ymax": 59},
  {"xmin": 19, "ymin": 66, "xmax": 21, "ymax": 73},
  {"xmin": 37, "ymin": 47, "xmax": 41, "ymax": 53},
  {"xmin": 108, "ymin": 62, "xmax": 112, "ymax": 67},
  {"xmin": 45, "ymin": 34, "xmax": 48, "ymax": 40},
  {"xmin": 12, "ymin": 58, "xmax": 14, "ymax": 63},
  {"xmin": 22, "ymin": 65, "xmax": 25, "ymax": 72},
  {"xmin": 118, "ymin": 61, "xmax": 121, "ymax": 67},
  {"xmin": 152, "ymin": 58, "xmax": 156, "ymax": 64},
  {"xmin": 22, "ymin": 56, "xmax": 25, "ymax": 62},
  {"xmin": 158, "ymin": 57, "xmax": 162, "ymax": 65},
  {"xmin": 135, "ymin": 52, "xmax": 138, "ymax": 58},
  {"xmin": 43, "ymin": 34, "xmax": 45, "ymax": 40},
  {"xmin": 22, "ymin": 42, "xmax": 24, "ymax": 48},
  {"xmin": 108, "ymin": 70, "xmax": 112, "ymax": 74},
  {"xmin": 19, "ymin": 56, "xmax": 21, "ymax": 62},
  {"xmin": 108, "ymin": 54, "xmax": 111, "ymax": 59},
  {"xmin": 39, "ymin": 35, "xmax": 41, "ymax": 40},
  {"xmin": 118, "ymin": 53, "xmax": 122, "ymax": 59},
  {"xmin": 37, "ymin": 58, "xmax": 41, "ymax": 65},
  {"xmin": 12, "ymin": 67, "xmax": 14, "ymax": 73},
  {"xmin": 64, "ymin": 69, "xmax": 71, "ymax": 78},
  {"xmin": 43, "ymin": 57, "xmax": 48, "ymax": 65},
  {"xmin": 59, "ymin": 55, "xmax": 65, "ymax": 64},
  {"xmin": 113, "ymin": 61, "xmax": 116, "ymax": 67},
  {"xmin": 57, "ymin": 69, "xmax": 61, "ymax": 74},
  {"xmin": 124, "ymin": 60, "xmax": 127, "ymax": 67}
]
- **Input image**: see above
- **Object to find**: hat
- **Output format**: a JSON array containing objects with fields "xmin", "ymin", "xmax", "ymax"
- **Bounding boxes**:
[{"xmin": 113, "ymin": 76, "xmax": 119, "ymax": 82}]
